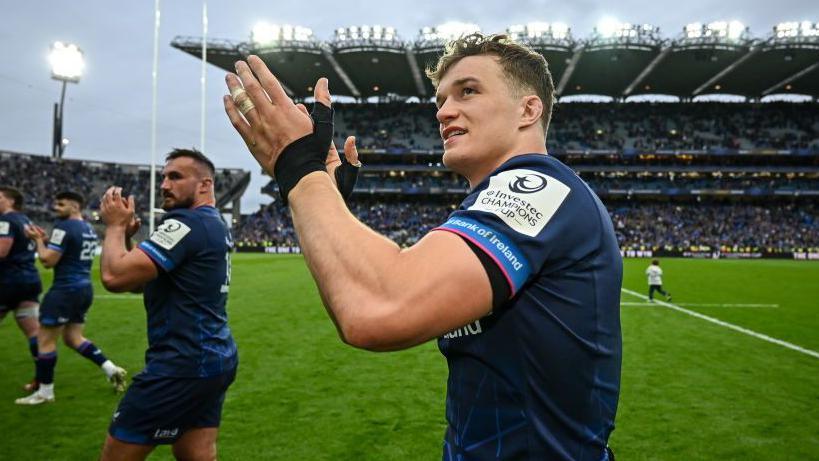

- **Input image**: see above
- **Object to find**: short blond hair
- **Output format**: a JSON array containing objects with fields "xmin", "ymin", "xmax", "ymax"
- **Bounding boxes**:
[{"xmin": 426, "ymin": 33, "xmax": 556, "ymax": 132}]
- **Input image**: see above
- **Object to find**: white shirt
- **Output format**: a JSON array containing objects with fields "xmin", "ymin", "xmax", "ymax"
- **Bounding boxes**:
[{"xmin": 646, "ymin": 265, "xmax": 663, "ymax": 285}]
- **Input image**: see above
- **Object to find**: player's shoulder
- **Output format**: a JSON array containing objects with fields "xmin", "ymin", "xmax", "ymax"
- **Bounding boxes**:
[
  {"xmin": 0, "ymin": 213, "xmax": 13, "ymax": 236},
  {"xmin": 463, "ymin": 154, "xmax": 585, "ymax": 238},
  {"xmin": 489, "ymin": 153, "xmax": 581, "ymax": 184},
  {"xmin": 1, "ymin": 211, "xmax": 26, "ymax": 225},
  {"xmin": 152, "ymin": 207, "xmax": 223, "ymax": 247}
]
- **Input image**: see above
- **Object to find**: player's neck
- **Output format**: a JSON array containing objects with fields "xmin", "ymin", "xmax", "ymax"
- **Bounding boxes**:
[
  {"xmin": 191, "ymin": 195, "xmax": 216, "ymax": 209},
  {"xmin": 68, "ymin": 212, "xmax": 83, "ymax": 220},
  {"xmin": 465, "ymin": 136, "xmax": 548, "ymax": 188}
]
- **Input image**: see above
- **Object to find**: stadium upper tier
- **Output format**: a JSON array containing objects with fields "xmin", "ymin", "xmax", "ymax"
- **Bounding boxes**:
[
  {"xmin": 327, "ymin": 102, "xmax": 819, "ymax": 154},
  {"xmin": 172, "ymin": 20, "xmax": 819, "ymax": 99},
  {"xmin": 0, "ymin": 151, "xmax": 249, "ymax": 223}
]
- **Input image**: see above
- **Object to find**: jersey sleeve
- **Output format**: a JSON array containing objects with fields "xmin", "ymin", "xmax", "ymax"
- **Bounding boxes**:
[
  {"xmin": 433, "ymin": 166, "xmax": 601, "ymax": 298},
  {"xmin": 0, "ymin": 216, "xmax": 12, "ymax": 240},
  {"xmin": 47, "ymin": 221, "xmax": 71, "ymax": 253},
  {"xmin": 138, "ymin": 213, "xmax": 202, "ymax": 272}
]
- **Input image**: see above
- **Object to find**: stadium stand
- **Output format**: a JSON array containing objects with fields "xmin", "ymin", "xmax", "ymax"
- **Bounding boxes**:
[
  {"xmin": 247, "ymin": 101, "xmax": 819, "ymax": 257},
  {"xmin": 329, "ymin": 102, "xmax": 819, "ymax": 154},
  {"xmin": 0, "ymin": 151, "xmax": 249, "ymax": 237}
]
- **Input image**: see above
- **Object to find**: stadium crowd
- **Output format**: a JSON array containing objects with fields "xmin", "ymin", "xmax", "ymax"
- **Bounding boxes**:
[
  {"xmin": 3, "ymin": 149, "xmax": 816, "ymax": 254},
  {"xmin": 611, "ymin": 202, "xmax": 819, "ymax": 253},
  {"xmin": 0, "ymin": 152, "xmax": 244, "ymax": 222},
  {"xmin": 333, "ymin": 102, "xmax": 819, "ymax": 153},
  {"xmin": 235, "ymin": 199, "xmax": 819, "ymax": 253}
]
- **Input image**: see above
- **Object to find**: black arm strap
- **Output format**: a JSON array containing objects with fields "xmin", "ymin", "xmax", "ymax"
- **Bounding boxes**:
[{"xmin": 463, "ymin": 239, "xmax": 511, "ymax": 310}]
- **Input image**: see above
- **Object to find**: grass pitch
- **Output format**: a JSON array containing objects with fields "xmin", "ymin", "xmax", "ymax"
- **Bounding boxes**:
[{"xmin": 1, "ymin": 255, "xmax": 817, "ymax": 460}]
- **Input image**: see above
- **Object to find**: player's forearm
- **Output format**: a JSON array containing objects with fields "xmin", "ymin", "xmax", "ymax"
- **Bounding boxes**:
[
  {"xmin": 0, "ymin": 239, "xmax": 12, "ymax": 258},
  {"xmin": 34, "ymin": 239, "xmax": 59, "ymax": 268},
  {"xmin": 289, "ymin": 173, "xmax": 411, "ymax": 348},
  {"xmin": 100, "ymin": 225, "xmax": 132, "ymax": 291}
]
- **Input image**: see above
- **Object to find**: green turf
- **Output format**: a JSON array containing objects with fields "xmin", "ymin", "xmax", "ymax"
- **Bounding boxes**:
[{"xmin": 1, "ymin": 255, "xmax": 817, "ymax": 460}]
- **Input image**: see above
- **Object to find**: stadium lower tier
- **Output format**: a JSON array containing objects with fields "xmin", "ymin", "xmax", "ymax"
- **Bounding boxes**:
[{"xmin": 235, "ymin": 198, "xmax": 819, "ymax": 255}]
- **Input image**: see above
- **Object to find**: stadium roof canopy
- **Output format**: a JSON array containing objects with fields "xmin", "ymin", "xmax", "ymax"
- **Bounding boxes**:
[{"xmin": 172, "ymin": 20, "xmax": 819, "ymax": 100}]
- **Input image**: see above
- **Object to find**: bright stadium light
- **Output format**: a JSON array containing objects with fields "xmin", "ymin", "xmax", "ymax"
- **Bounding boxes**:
[
  {"xmin": 597, "ymin": 17, "xmax": 621, "ymax": 38},
  {"xmin": 774, "ymin": 20, "xmax": 819, "ymax": 38},
  {"xmin": 252, "ymin": 22, "xmax": 313, "ymax": 45},
  {"xmin": 420, "ymin": 21, "xmax": 480, "ymax": 41},
  {"xmin": 552, "ymin": 22, "xmax": 569, "ymax": 39},
  {"xmin": 685, "ymin": 22, "xmax": 704, "ymax": 39},
  {"xmin": 335, "ymin": 25, "xmax": 399, "ymax": 42},
  {"xmin": 728, "ymin": 20, "xmax": 745, "ymax": 39},
  {"xmin": 506, "ymin": 22, "xmax": 571, "ymax": 42},
  {"xmin": 705, "ymin": 20, "xmax": 746, "ymax": 40},
  {"xmin": 49, "ymin": 41, "xmax": 84, "ymax": 82},
  {"xmin": 48, "ymin": 41, "xmax": 84, "ymax": 159}
]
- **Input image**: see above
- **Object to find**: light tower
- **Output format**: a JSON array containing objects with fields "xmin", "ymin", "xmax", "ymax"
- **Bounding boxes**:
[{"xmin": 48, "ymin": 41, "xmax": 85, "ymax": 159}]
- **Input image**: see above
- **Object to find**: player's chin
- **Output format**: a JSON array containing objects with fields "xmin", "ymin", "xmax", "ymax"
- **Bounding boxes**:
[
  {"xmin": 161, "ymin": 197, "xmax": 177, "ymax": 210},
  {"xmin": 442, "ymin": 149, "xmax": 468, "ymax": 173}
]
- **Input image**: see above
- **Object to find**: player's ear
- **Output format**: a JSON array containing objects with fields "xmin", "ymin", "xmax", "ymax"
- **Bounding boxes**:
[{"xmin": 519, "ymin": 95, "xmax": 543, "ymax": 130}]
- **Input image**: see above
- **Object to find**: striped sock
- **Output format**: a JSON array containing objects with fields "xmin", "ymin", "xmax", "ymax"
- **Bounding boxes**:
[{"xmin": 75, "ymin": 341, "xmax": 108, "ymax": 367}]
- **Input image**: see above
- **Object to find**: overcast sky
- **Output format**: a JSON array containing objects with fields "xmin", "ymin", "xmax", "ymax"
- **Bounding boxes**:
[{"xmin": 2, "ymin": 0, "xmax": 816, "ymax": 211}]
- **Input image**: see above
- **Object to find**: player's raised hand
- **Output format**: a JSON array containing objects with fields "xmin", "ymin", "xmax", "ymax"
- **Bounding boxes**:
[
  {"xmin": 23, "ymin": 224, "xmax": 47, "ymax": 241},
  {"xmin": 100, "ymin": 187, "xmax": 135, "ymax": 228},
  {"xmin": 223, "ymin": 55, "xmax": 312, "ymax": 177},
  {"xmin": 294, "ymin": 89, "xmax": 361, "ymax": 200},
  {"xmin": 328, "ymin": 136, "xmax": 361, "ymax": 201},
  {"xmin": 125, "ymin": 215, "xmax": 142, "ymax": 239}
]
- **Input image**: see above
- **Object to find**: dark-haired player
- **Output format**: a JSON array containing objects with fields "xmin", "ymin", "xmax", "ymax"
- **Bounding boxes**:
[
  {"xmin": 16, "ymin": 191, "xmax": 127, "ymax": 405},
  {"xmin": 0, "ymin": 186, "xmax": 41, "ymax": 391},
  {"xmin": 98, "ymin": 149, "xmax": 237, "ymax": 460}
]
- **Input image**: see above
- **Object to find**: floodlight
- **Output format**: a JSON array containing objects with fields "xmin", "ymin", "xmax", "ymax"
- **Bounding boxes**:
[
  {"xmin": 685, "ymin": 23, "xmax": 703, "ymax": 39},
  {"xmin": 552, "ymin": 22, "xmax": 569, "ymax": 39},
  {"xmin": 727, "ymin": 21, "xmax": 745, "ymax": 40},
  {"xmin": 48, "ymin": 41, "xmax": 84, "ymax": 159},
  {"xmin": 421, "ymin": 22, "xmax": 480, "ymax": 41},
  {"xmin": 252, "ymin": 22, "xmax": 313, "ymax": 45},
  {"xmin": 509, "ymin": 22, "xmax": 572, "ymax": 42},
  {"xmin": 334, "ymin": 25, "xmax": 401, "ymax": 43},
  {"xmin": 597, "ymin": 17, "xmax": 621, "ymax": 38},
  {"xmin": 775, "ymin": 21, "xmax": 819, "ymax": 38},
  {"xmin": 49, "ymin": 42, "xmax": 84, "ymax": 82}
]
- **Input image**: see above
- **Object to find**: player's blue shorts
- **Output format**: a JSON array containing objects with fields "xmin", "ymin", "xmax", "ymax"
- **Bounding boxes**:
[
  {"xmin": 39, "ymin": 285, "xmax": 93, "ymax": 326},
  {"xmin": 108, "ymin": 366, "xmax": 237, "ymax": 445},
  {"xmin": 0, "ymin": 281, "xmax": 42, "ymax": 314}
]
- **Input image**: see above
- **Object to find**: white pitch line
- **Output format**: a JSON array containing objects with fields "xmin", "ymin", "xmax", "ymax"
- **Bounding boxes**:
[
  {"xmin": 621, "ymin": 301, "xmax": 778, "ymax": 308},
  {"xmin": 679, "ymin": 303, "xmax": 779, "ymax": 308},
  {"xmin": 621, "ymin": 288, "xmax": 819, "ymax": 360},
  {"xmin": 94, "ymin": 294, "xmax": 142, "ymax": 300}
]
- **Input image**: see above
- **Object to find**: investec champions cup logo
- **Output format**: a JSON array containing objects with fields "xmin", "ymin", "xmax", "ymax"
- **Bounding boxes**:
[
  {"xmin": 509, "ymin": 174, "xmax": 548, "ymax": 194},
  {"xmin": 468, "ymin": 168, "xmax": 570, "ymax": 237}
]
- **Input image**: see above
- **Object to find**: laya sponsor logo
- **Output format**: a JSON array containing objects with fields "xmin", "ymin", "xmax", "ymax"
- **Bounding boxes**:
[
  {"xmin": 149, "ymin": 219, "xmax": 191, "ymax": 250},
  {"xmin": 153, "ymin": 427, "xmax": 179, "ymax": 439},
  {"xmin": 469, "ymin": 168, "xmax": 570, "ymax": 237},
  {"xmin": 442, "ymin": 320, "xmax": 483, "ymax": 339},
  {"xmin": 50, "ymin": 228, "xmax": 67, "ymax": 245}
]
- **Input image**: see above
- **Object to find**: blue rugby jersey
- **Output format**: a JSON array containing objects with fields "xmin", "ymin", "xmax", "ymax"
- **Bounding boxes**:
[
  {"xmin": 0, "ymin": 211, "xmax": 39, "ymax": 284},
  {"xmin": 433, "ymin": 154, "xmax": 623, "ymax": 461},
  {"xmin": 48, "ymin": 218, "xmax": 97, "ymax": 288},
  {"xmin": 137, "ymin": 206, "xmax": 237, "ymax": 378}
]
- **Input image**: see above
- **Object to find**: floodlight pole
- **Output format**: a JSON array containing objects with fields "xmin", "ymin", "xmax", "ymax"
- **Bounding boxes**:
[{"xmin": 52, "ymin": 79, "xmax": 68, "ymax": 159}]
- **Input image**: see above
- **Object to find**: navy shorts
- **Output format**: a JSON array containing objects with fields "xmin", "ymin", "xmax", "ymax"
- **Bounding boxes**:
[
  {"xmin": 0, "ymin": 281, "xmax": 42, "ymax": 314},
  {"xmin": 39, "ymin": 285, "xmax": 93, "ymax": 326},
  {"xmin": 109, "ymin": 367, "xmax": 237, "ymax": 445}
]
